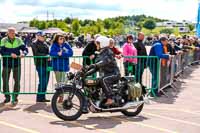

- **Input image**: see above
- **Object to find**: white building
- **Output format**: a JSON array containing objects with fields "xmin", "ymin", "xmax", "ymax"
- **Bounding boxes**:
[
  {"xmin": 156, "ymin": 20, "xmax": 195, "ymax": 33},
  {"xmin": 0, "ymin": 23, "xmax": 29, "ymax": 32},
  {"xmin": 156, "ymin": 20, "xmax": 194, "ymax": 27}
]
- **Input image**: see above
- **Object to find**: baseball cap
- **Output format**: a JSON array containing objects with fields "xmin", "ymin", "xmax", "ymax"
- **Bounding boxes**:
[
  {"xmin": 8, "ymin": 27, "xmax": 17, "ymax": 33},
  {"xmin": 37, "ymin": 31, "xmax": 45, "ymax": 36},
  {"xmin": 8, "ymin": 27, "xmax": 16, "ymax": 31}
]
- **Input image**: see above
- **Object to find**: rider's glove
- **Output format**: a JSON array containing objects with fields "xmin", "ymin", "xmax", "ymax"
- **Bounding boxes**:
[{"xmin": 88, "ymin": 64, "xmax": 97, "ymax": 70}]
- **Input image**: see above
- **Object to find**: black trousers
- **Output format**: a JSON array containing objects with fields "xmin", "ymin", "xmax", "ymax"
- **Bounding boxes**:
[
  {"xmin": 2, "ymin": 66, "xmax": 21, "ymax": 99},
  {"xmin": 99, "ymin": 74, "xmax": 120, "ymax": 99}
]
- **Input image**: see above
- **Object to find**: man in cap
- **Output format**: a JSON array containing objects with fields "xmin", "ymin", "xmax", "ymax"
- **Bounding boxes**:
[
  {"xmin": 149, "ymin": 36, "xmax": 173, "ymax": 96},
  {"xmin": 31, "ymin": 31, "xmax": 50, "ymax": 102},
  {"xmin": 0, "ymin": 27, "xmax": 28, "ymax": 104}
]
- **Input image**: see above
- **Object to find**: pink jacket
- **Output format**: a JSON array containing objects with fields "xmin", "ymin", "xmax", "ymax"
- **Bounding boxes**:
[{"xmin": 122, "ymin": 42, "xmax": 137, "ymax": 64}]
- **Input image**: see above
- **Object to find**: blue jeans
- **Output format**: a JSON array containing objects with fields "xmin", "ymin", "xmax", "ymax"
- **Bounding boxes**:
[{"xmin": 36, "ymin": 66, "xmax": 50, "ymax": 101}]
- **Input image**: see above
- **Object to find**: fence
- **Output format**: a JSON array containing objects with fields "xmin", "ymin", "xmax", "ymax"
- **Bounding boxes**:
[
  {"xmin": 0, "ymin": 56, "xmax": 92, "ymax": 102},
  {"xmin": 0, "ymin": 49, "xmax": 199, "ymax": 102},
  {"xmin": 0, "ymin": 55, "xmax": 160, "ymax": 102},
  {"xmin": 158, "ymin": 49, "xmax": 200, "ymax": 96},
  {"xmin": 117, "ymin": 56, "xmax": 160, "ymax": 97}
]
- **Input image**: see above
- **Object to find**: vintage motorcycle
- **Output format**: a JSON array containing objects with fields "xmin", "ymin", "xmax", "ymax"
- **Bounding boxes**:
[{"xmin": 51, "ymin": 66, "xmax": 145, "ymax": 121}]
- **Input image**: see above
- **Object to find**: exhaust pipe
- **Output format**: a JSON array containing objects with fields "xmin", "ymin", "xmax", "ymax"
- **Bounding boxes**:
[{"xmin": 89, "ymin": 100, "xmax": 144, "ymax": 112}]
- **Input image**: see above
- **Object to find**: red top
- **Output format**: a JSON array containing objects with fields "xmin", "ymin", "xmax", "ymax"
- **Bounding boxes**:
[{"xmin": 111, "ymin": 47, "xmax": 121, "ymax": 56}]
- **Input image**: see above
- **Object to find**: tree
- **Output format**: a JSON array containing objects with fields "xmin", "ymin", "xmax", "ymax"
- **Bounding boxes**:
[
  {"xmin": 79, "ymin": 20, "xmax": 85, "ymax": 26},
  {"xmin": 104, "ymin": 18, "xmax": 112, "ymax": 29},
  {"xmin": 80, "ymin": 25, "xmax": 98, "ymax": 35},
  {"xmin": 143, "ymin": 19, "xmax": 156, "ymax": 31},
  {"xmin": 29, "ymin": 14, "xmax": 168, "ymax": 36},
  {"xmin": 53, "ymin": 19, "xmax": 58, "ymax": 27},
  {"xmin": 64, "ymin": 17, "xmax": 72, "ymax": 24},
  {"xmin": 29, "ymin": 19, "xmax": 39, "ymax": 27},
  {"xmin": 95, "ymin": 19, "xmax": 104, "ymax": 33},
  {"xmin": 160, "ymin": 28, "xmax": 174, "ymax": 34},
  {"xmin": 47, "ymin": 21, "xmax": 53, "ymax": 28},
  {"xmin": 72, "ymin": 18, "xmax": 80, "ymax": 35},
  {"xmin": 57, "ymin": 21, "xmax": 69, "ymax": 31},
  {"xmin": 135, "ymin": 21, "xmax": 144, "ymax": 31},
  {"xmin": 38, "ymin": 21, "xmax": 47, "ymax": 30},
  {"xmin": 113, "ymin": 22, "xmax": 125, "ymax": 35},
  {"xmin": 29, "ymin": 20, "xmax": 35, "ymax": 27}
]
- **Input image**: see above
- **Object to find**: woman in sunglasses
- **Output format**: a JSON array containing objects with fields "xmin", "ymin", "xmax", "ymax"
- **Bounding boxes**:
[{"xmin": 50, "ymin": 34, "xmax": 73, "ymax": 102}]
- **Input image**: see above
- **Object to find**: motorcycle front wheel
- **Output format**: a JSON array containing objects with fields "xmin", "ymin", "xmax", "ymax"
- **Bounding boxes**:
[{"xmin": 51, "ymin": 89, "xmax": 84, "ymax": 121}]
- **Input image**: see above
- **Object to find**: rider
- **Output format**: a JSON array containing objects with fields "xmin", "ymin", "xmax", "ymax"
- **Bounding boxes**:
[{"xmin": 86, "ymin": 36, "xmax": 121, "ymax": 105}]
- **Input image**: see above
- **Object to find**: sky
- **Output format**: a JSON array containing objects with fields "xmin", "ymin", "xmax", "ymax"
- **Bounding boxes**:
[{"xmin": 0, "ymin": 0, "xmax": 199, "ymax": 23}]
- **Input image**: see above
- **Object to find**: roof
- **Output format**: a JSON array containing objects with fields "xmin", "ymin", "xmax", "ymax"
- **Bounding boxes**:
[
  {"xmin": 43, "ymin": 28, "xmax": 65, "ymax": 34},
  {"xmin": 19, "ymin": 27, "xmax": 39, "ymax": 33},
  {"xmin": 0, "ymin": 23, "xmax": 29, "ymax": 32}
]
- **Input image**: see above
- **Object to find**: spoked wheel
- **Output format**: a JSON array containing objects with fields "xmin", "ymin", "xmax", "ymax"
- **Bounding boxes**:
[
  {"xmin": 51, "ymin": 89, "xmax": 83, "ymax": 121},
  {"xmin": 121, "ymin": 96, "xmax": 144, "ymax": 117}
]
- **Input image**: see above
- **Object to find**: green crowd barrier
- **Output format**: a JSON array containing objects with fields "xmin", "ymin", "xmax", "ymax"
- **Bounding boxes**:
[
  {"xmin": 0, "ymin": 56, "xmax": 92, "ymax": 103},
  {"xmin": 0, "ymin": 55, "xmax": 160, "ymax": 102},
  {"xmin": 122, "ymin": 56, "xmax": 160, "ymax": 97}
]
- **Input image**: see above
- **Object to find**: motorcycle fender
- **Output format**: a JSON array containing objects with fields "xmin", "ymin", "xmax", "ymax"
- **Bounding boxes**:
[{"xmin": 55, "ymin": 85, "xmax": 86, "ymax": 100}]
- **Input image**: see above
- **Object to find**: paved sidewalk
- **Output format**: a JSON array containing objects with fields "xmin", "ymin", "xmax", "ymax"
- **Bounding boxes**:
[{"xmin": 0, "ymin": 64, "xmax": 200, "ymax": 133}]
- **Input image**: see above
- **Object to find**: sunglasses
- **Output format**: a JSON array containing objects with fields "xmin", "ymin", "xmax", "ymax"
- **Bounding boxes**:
[{"xmin": 59, "ymin": 37, "xmax": 64, "ymax": 40}]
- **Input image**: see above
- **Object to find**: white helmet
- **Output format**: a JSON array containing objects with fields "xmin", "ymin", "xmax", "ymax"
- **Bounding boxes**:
[
  {"xmin": 94, "ymin": 34, "xmax": 101, "ymax": 39},
  {"xmin": 95, "ymin": 36, "xmax": 110, "ymax": 48}
]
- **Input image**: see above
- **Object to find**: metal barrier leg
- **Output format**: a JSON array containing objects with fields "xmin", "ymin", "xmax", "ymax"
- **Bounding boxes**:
[
  {"xmin": 159, "ymin": 89, "xmax": 169, "ymax": 98},
  {"xmin": 149, "ymin": 89, "xmax": 156, "ymax": 97},
  {"xmin": 11, "ymin": 93, "xmax": 15, "ymax": 104},
  {"xmin": 170, "ymin": 83, "xmax": 178, "ymax": 92}
]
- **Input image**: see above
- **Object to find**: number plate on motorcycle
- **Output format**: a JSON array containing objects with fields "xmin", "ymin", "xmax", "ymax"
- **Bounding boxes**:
[
  {"xmin": 86, "ymin": 80, "xmax": 96, "ymax": 85},
  {"xmin": 87, "ymin": 80, "xmax": 94, "ymax": 84},
  {"xmin": 71, "ymin": 62, "xmax": 82, "ymax": 70}
]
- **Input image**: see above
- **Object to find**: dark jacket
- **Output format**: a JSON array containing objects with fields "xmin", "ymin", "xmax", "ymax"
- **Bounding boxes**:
[
  {"xmin": 31, "ymin": 40, "xmax": 49, "ymax": 67},
  {"xmin": 134, "ymin": 40, "xmax": 147, "ymax": 56},
  {"xmin": 82, "ymin": 40, "xmax": 97, "ymax": 65},
  {"xmin": 95, "ymin": 47, "xmax": 120, "ymax": 76},
  {"xmin": 134, "ymin": 39, "xmax": 147, "ymax": 68},
  {"xmin": 167, "ymin": 44, "xmax": 176, "ymax": 55},
  {"xmin": 50, "ymin": 42, "xmax": 73, "ymax": 72},
  {"xmin": 0, "ymin": 37, "xmax": 28, "ymax": 67}
]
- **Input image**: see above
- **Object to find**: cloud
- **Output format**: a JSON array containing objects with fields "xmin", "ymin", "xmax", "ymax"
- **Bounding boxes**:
[
  {"xmin": 0, "ymin": 0, "xmax": 198, "ymax": 23},
  {"xmin": 13, "ymin": 0, "xmax": 41, "ymax": 5},
  {"xmin": 45, "ymin": 2, "xmax": 120, "ymax": 11},
  {"xmin": 13, "ymin": 0, "xmax": 120, "ymax": 11}
]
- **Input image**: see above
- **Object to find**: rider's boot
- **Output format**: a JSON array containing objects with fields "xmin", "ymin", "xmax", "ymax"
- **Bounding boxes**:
[{"xmin": 82, "ymin": 98, "xmax": 89, "ymax": 114}]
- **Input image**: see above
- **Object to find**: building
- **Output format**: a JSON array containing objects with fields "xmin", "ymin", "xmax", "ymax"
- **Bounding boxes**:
[
  {"xmin": 156, "ymin": 20, "xmax": 195, "ymax": 33},
  {"xmin": 0, "ymin": 22, "xmax": 40, "ymax": 33},
  {"xmin": 156, "ymin": 21, "xmax": 190, "ymax": 27}
]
